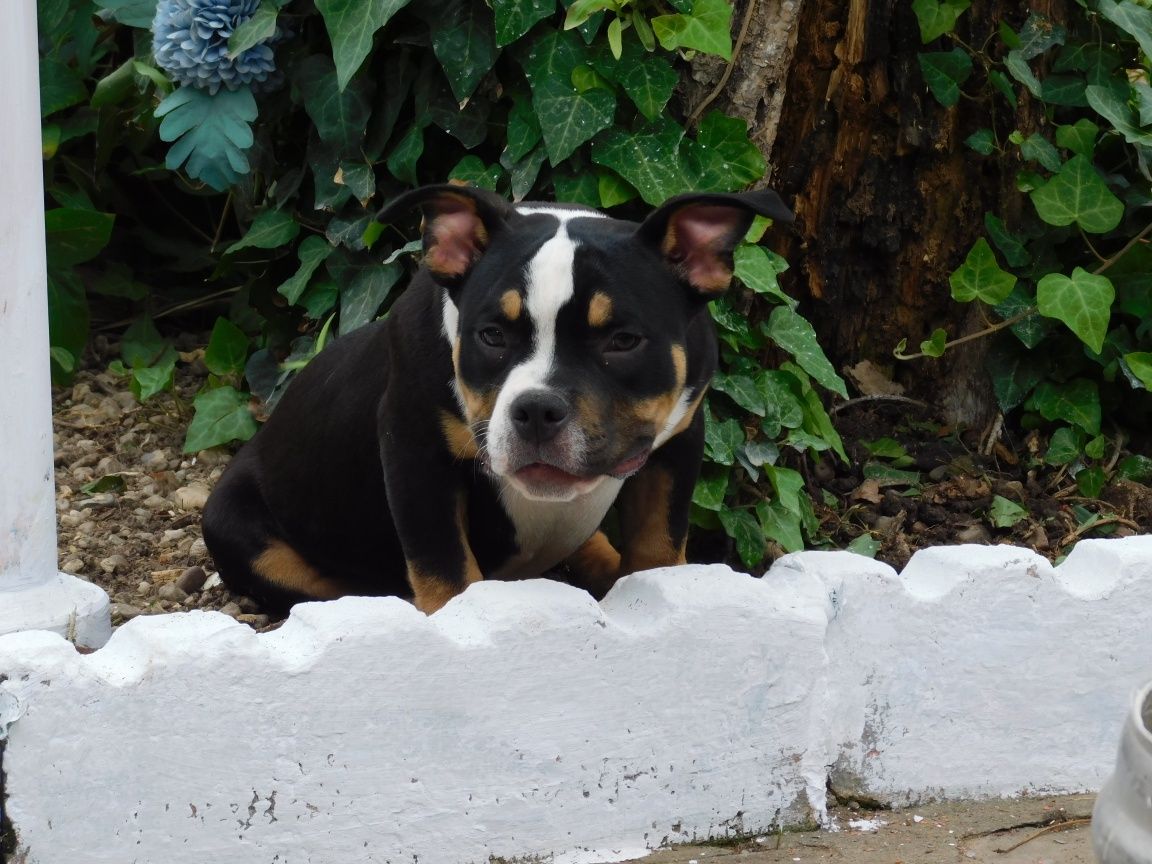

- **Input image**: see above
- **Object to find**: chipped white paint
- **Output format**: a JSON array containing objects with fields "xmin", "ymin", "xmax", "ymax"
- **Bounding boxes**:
[
  {"xmin": 2, "ymin": 539, "xmax": 1151, "ymax": 863},
  {"xmin": 0, "ymin": 0, "xmax": 110, "ymax": 649}
]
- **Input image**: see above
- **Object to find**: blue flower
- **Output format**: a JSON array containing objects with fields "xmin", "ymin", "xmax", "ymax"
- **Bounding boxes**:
[{"xmin": 152, "ymin": 0, "xmax": 279, "ymax": 95}]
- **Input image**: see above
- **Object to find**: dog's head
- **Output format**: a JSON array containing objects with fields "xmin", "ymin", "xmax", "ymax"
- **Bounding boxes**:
[{"xmin": 378, "ymin": 185, "xmax": 792, "ymax": 502}]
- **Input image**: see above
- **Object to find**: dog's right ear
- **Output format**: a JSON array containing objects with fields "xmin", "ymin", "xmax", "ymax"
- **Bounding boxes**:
[{"xmin": 377, "ymin": 184, "xmax": 515, "ymax": 286}]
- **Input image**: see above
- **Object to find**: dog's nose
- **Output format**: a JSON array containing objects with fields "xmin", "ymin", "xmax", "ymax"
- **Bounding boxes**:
[{"xmin": 510, "ymin": 391, "xmax": 571, "ymax": 444}]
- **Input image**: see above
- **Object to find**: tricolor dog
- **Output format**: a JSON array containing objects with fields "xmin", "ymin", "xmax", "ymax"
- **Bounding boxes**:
[{"xmin": 202, "ymin": 185, "xmax": 793, "ymax": 614}]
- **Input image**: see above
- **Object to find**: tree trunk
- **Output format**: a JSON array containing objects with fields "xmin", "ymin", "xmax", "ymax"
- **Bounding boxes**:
[{"xmin": 697, "ymin": 0, "xmax": 1068, "ymax": 426}]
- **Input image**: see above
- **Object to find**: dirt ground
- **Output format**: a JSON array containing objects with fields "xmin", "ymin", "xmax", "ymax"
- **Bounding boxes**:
[{"xmin": 610, "ymin": 795, "xmax": 1096, "ymax": 864}]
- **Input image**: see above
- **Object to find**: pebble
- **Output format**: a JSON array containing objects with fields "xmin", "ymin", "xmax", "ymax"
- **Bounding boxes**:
[
  {"xmin": 189, "ymin": 537, "xmax": 208, "ymax": 558},
  {"xmin": 140, "ymin": 449, "xmax": 169, "ymax": 470},
  {"xmin": 137, "ymin": 581, "xmax": 153, "ymax": 596},
  {"xmin": 62, "ymin": 557, "xmax": 85, "ymax": 573},
  {"xmin": 110, "ymin": 603, "xmax": 143, "ymax": 621},
  {"xmin": 162, "ymin": 528, "xmax": 187, "ymax": 545},
  {"xmin": 236, "ymin": 613, "xmax": 271, "ymax": 629},
  {"xmin": 174, "ymin": 484, "xmax": 210, "ymax": 511},
  {"xmin": 237, "ymin": 595, "xmax": 260, "ymax": 614},
  {"xmin": 78, "ymin": 493, "xmax": 116, "ymax": 508},
  {"xmin": 157, "ymin": 583, "xmax": 189, "ymax": 603},
  {"xmin": 220, "ymin": 602, "xmax": 242, "ymax": 618},
  {"xmin": 956, "ymin": 523, "xmax": 992, "ymax": 544},
  {"xmin": 176, "ymin": 565, "xmax": 208, "ymax": 593},
  {"xmin": 143, "ymin": 495, "xmax": 170, "ymax": 510},
  {"xmin": 99, "ymin": 554, "xmax": 129, "ymax": 574}
]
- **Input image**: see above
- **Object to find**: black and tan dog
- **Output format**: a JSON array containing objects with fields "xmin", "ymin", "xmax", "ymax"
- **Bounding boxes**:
[{"xmin": 202, "ymin": 185, "xmax": 793, "ymax": 614}]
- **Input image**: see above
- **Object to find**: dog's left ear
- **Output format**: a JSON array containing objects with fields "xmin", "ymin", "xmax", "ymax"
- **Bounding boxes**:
[
  {"xmin": 637, "ymin": 189, "xmax": 794, "ymax": 297},
  {"xmin": 377, "ymin": 184, "xmax": 516, "ymax": 287}
]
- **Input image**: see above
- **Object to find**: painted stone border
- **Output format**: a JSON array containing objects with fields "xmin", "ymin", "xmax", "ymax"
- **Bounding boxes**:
[{"xmin": 2, "ymin": 537, "xmax": 1150, "ymax": 863}]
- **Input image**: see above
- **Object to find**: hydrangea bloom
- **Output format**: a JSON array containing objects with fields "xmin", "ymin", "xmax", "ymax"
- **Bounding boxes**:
[{"xmin": 153, "ymin": 0, "xmax": 278, "ymax": 95}]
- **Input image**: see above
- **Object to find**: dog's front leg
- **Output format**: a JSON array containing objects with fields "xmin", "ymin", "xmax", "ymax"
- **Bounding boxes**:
[{"xmin": 616, "ymin": 412, "xmax": 705, "ymax": 576}]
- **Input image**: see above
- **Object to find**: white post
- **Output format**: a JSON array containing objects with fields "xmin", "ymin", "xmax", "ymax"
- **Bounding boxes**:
[{"xmin": 0, "ymin": 0, "xmax": 110, "ymax": 648}]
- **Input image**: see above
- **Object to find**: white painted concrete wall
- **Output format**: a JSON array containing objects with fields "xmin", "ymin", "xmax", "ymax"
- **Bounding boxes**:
[
  {"xmin": 3, "ymin": 539, "xmax": 1150, "ymax": 863},
  {"xmin": 0, "ymin": 0, "xmax": 110, "ymax": 648}
]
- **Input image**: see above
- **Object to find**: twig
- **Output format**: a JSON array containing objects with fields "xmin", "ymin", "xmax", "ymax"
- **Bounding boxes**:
[
  {"xmin": 980, "ymin": 412, "xmax": 1004, "ymax": 456},
  {"xmin": 1058, "ymin": 516, "xmax": 1141, "ymax": 549},
  {"xmin": 894, "ymin": 309, "xmax": 1036, "ymax": 360},
  {"xmin": 95, "ymin": 287, "xmax": 240, "ymax": 332},
  {"xmin": 1094, "ymin": 220, "xmax": 1152, "ymax": 275},
  {"xmin": 830, "ymin": 394, "xmax": 931, "ymax": 415},
  {"xmin": 687, "ymin": 0, "xmax": 758, "ymax": 130},
  {"xmin": 993, "ymin": 817, "xmax": 1091, "ymax": 853},
  {"xmin": 211, "ymin": 190, "xmax": 234, "ymax": 254}
]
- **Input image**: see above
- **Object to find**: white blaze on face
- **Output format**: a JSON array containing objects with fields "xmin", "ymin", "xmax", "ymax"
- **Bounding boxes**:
[{"xmin": 486, "ymin": 220, "xmax": 580, "ymax": 480}]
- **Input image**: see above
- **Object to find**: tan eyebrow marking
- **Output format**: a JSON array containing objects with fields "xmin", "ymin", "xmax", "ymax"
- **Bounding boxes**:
[
  {"xmin": 588, "ymin": 291, "xmax": 613, "ymax": 328},
  {"xmin": 500, "ymin": 289, "xmax": 522, "ymax": 321}
]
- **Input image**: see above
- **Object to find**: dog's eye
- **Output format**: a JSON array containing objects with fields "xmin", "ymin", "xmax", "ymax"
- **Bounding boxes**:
[
  {"xmin": 478, "ymin": 326, "xmax": 506, "ymax": 348},
  {"xmin": 606, "ymin": 332, "xmax": 643, "ymax": 353}
]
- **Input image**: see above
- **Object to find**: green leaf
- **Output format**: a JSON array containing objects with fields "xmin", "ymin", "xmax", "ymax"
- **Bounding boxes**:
[
  {"xmin": 422, "ymin": 0, "xmax": 498, "ymax": 101},
  {"xmin": 47, "ymin": 270, "xmax": 88, "ymax": 385},
  {"xmin": 966, "ymin": 128, "xmax": 996, "ymax": 154},
  {"xmin": 121, "ymin": 316, "xmax": 169, "ymax": 369},
  {"xmin": 1005, "ymin": 50, "xmax": 1042, "ymax": 97},
  {"xmin": 985, "ymin": 337, "xmax": 1048, "ymax": 412},
  {"xmin": 1036, "ymin": 268, "xmax": 1115, "ymax": 353},
  {"xmin": 765, "ymin": 306, "xmax": 848, "ymax": 398},
  {"xmin": 131, "ymin": 355, "xmax": 176, "ymax": 403},
  {"xmin": 1015, "ymin": 12, "xmax": 1065, "ymax": 59},
  {"xmin": 91, "ymin": 59, "xmax": 136, "ymax": 109},
  {"xmin": 329, "ymin": 251, "xmax": 404, "ymax": 335},
  {"xmin": 39, "ymin": 58, "xmax": 87, "ymax": 117},
  {"xmin": 1098, "ymin": 0, "xmax": 1152, "ymax": 64},
  {"xmin": 596, "ymin": 170, "xmax": 635, "ymax": 207},
  {"xmin": 184, "ymin": 386, "xmax": 259, "ymax": 453},
  {"xmin": 594, "ymin": 42, "xmax": 678, "ymax": 121},
  {"xmin": 387, "ymin": 124, "xmax": 425, "ymax": 185},
  {"xmin": 920, "ymin": 328, "xmax": 947, "ymax": 357},
  {"xmin": 758, "ymin": 370, "xmax": 805, "ymax": 435},
  {"xmin": 1123, "ymin": 351, "xmax": 1152, "ymax": 389},
  {"xmin": 864, "ymin": 437, "xmax": 910, "ymax": 460},
  {"xmin": 651, "ymin": 0, "xmax": 734, "ymax": 59},
  {"xmin": 735, "ymin": 244, "xmax": 793, "ymax": 307},
  {"xmin": 228, "ymin": 1, "xmax": 278, "ymax": 57},
  {"xmin": 44, "ymin": 208, "xmax": 114, "ymax": 268},
  {"xmin": 156, "ymin": 86, "xmax": 257, "ymax": 191},
  {"xmin": 1076, "ymin": 466, "xmax": 1107, "ymax": 498},
  {"xmin": 918, "ymin": 49, "xmax": 972, "ymax": 108},
  {"xmin": 81, "ymin": 474, "xmax": 127, "ymax": 495},
  {"xmin": 989, "ymin": 495, "xmax": 1028, "ymax": 528},
  {"xmin": 989, "ymin": 69, "xmax": 1017, "ymax": 106},
  {"xmin": 205, "ymin": 317, "xmax": 249, "ymax": 377},
  {"xmin": 316, "ymin": 0, "xmax": 414, "ymax": 91},
  {"xmin": 1085, "ymin": 434, "xmax": 1108, "ymax": 460},
  {"xmin": 755, "ymin": 499, "xmax": 804, "ymax": 553},
  {"xmin": 335, "ymin": 161, "xmax": 377, "ymax": 205},
  {"xmin": 1057, "ymin": 120, "xmax": 1099, "ymax": 159},
  {"xmin": 298, "ymin": 57, "xmax": 373, "ymax": 155},
  {"xmin": 1041, "ymin": 76, "xmax": 1090, "ymax": 107},
  {"xmin": 684, "ymin": 112, "xmax": 766, "ymax": 192},
  {"xmin": 1030, "ymin": 154, "xmax": 1124, "ymax": 234},
  {"xmin": 984, "ymin": 214, "xmax": 1030, "ymax": 268},
  {"xmin": 1029, "ymin": 378, "xmax": 1101, "ymax": 435},
  {"xmin": 227, "ymin": 209, "xmax": 300, "ymax": 254},
  {"xmin": 97, "ymin": 0, "xmax": 156, "ymax": 26},
  {"xmin": 505, "ymin": 94, "xmax": 543, "ymax": 163},
  {"xmin": 1020, "ymin": 133, "xmax": 1061, "ymax": 172},
  {"xmin": 278, "ymin": 236, "xmax": 335, "ymax": 305},
  {"xmin": 692, "ymin": 466, "xmax": 729, "ymax": 511},
  {"xmin": 863, "ymin": 463, "xmax": 922, "ymax": 486},
  {"xmin": 1117, "ymin": 454, "xmax": 1152, "ymax": 483},
  {"xmin": 493, "ymin": 0, "xmax": 555, "ymax": 46},
  {"xmin": 713, "ymin": 373, "xmax": 766, "ymax": 416},
  {"xmin": 591, "ymin": 120, "xmax": 691, "ymax": 205},
  {"xmin": 300, "ymin": 281, "xmax": 339, "ymax": 319},
  {"xmin": 949, "ymin": 237, "xmax": 1016, "ymax": 304},
  {"xmin": 911, "ymin": 0, "xmax": 970, "ymax": 42},
  {"xmin": 511, "ymin": 147, "xmax": 548, "ymax": 201},
  {"xmin": 847, "ymin": 534, "xmax": 881, "ymax": 558},
  {"xmin": 553, "ymin": 168, "xmax": 601, "ymax": 206},
  {"xmin": 523, "ymin": 29, "xmax": 617, "ymax": 164},
  {"xmin": 1045, "ymin": 426, "xmax": 1082, "ymax": 466},
  {"xmin": 718, "ymin": 508, "xmax": 766, "ymax": 568}
]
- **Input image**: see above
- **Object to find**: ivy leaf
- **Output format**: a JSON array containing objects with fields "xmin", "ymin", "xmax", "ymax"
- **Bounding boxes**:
[
  {"xmin": 278, "ymin": 236, "xmax": 335, "ymax": 305},
  {"xmin": 718, "ymin": 509, "xmax": 766, "ymax": 569},
  {"xmin": 1015, "ymin": 13, "xmax": 1065, "ymax": 59},
  {"xmin": 1029, "ymin": 154, "xmax": 1124, "ymax": 234},
  {"xmin": 651, "ymin": 0, "xmax": 733, "ymax": 59},
  {"xmin": 595, "ymin": 169, "xmax": 635, "ymax": 207},
  {"xmin": 39, "ymin": 59, "xmax": 87, "ymax": 117},
  {"xmin": 1118, "ymin": 455, "xmax": 1152, "ymax": 483},
  {"xmin": 184, "ymin": 386, "xmax": 259, "ymax": 453},
  {"xmin": 205, "ymin": 317, "xmax": 250, "ymax": 377},
  {"xmin": 1123, "ymin": 351, "xmax": 1152, "ymax": 389},
  {"xmin": 1055, "ymin": 119, "xmax": 1099, "ymax": 158},
  {"xmin": 920, "ymin": 328, "xmax": 948, "ymax": 357},
  {"xmin": 98, "ymin": 0, "xmax": 158, "ymax": 27},
  {"xmin": 593, "ymin": 43, "xmax": 678, "ymax": 121},
  {"xmin": 315, "ymin": 0, "xmax": 413, "ymax": 91},
  {"xmin": 713, "ymin": 372, "xmax": 766, "ymax": 416},
  {"xmin": 228, "ymin": 1, "xmax": 278, "ymax": 57},
  {"xmin": 989, "ymin": 495, "xmax": 1028, "ymax": 529},
  {"xmin": 704, "ymin": 407, "xmax": 744, "ymax": 466},
  {"xmin": 1045, "ymin": 426, "xmax": 1082, "ymax": 466},
  {"xmin": 591, "ymin": 120, "xmax": 691, "ymax": 205},
  {"xmin": 131, "ymin": 356, "xmax": 176, "ymax": 403},
  {"xmin": 1076, "ymin": 466, "xmax": 1107, "ymax": 498},
  {"xmin": 949, "ymin": 237, "xmax": 1016, "ymax": 304},
  {"xmin": 684, "ymin": 112, "xmax": 766, "ymax": 192},
  {"xmin": 755, "ymin": 499, "xmax": 804, "ymax": 553},
  {"xmin": 692, "ymin": 466, "xmax": 729, "ymax": 511},
  {"xmin": 1097, "ymin": 0, "xmax": 1152, "ymax": 63},
  {"xmin": 911, "ymin": 0, "xmax": 970, "ymax": 43},
  {"xmin": 493, "ymin": 0, "xmax": 555, "ymax": 46},
  {"xmin": 765, "ymin": 306, "xmax": 848, "ymax": 398},
  {"xmin": 156, "ymin": 86, "xmax": 257, "ymax": 191},
  {"xmin": 504, "ymin": 93, "xmax": 543, "ymax": 163},
  {"xmin": 1029, "ymin": 378, "xmax": 1101, "ymax": 435},
  {"xmin": 226, "ymin": 209, "xmax": 300, "ymax": 254},
  {"xmin": 1036, "ymin": 268, "xmax": 1115, "ymax": 353},
  {"xmin": 522, "ymin": 29, "xmax": 616, "ymax": 164},
  {"xmin": 45, "ymin": 208, "xmax": 114, "ymax": 267},
  {"xmin": 1020, "ymin": 133, "xmax": 1061, "ymax": 172},
  {"xmin": 386, "ymin": 124, "xmax": 425, "ymax": 185},
  {"xmin": 421, "ymin": 0, "xmax": 498, "ymax": 102},
  {"xmin": 336, "ymin": 261, "xmax": 403, "ymax": 335},
  {"xmin": 1005, "ymin": 50, "xmax": 1042, "ymax": 97},
  {"xmin": 965, "ymin": 129, "xmax": 996, "ymax": 154},
  {"xmin": 918, "ymin": 49, "xmax": 972, "ymax": 107},
  {"xmin": 298, "ymin": 56, "xmax": 373, "ymax": 156},
  {"xmin": 735, "ymin": 244, "xmax": 793, "ymax": 307},
  {"xmin": 983, "ymin": 214, "xmax": 1030, "ymax": 268},
  {"xmin": 553, "ymin": 168, "xmax": 601, "ymax": 206},
  {"xmin": 1085, "ymin": 83, "xmax": 1152, "ymax": 147},
  {"xmin": 1041, "ymin": 76, "xmax": 1090, "ymax": 107},
  {"xmin": 847, "ymin": 535, "xmax": 881, "ymax": 558},
  {"xmin": 984, "ymin": 336, "xmax": 1048, "ymax": 412}
]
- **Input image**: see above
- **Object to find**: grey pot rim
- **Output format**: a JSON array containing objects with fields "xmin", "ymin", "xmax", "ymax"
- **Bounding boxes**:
[{"xmin": 1134, "ymin": 679, "xmax": 1152, "ymax": 745}]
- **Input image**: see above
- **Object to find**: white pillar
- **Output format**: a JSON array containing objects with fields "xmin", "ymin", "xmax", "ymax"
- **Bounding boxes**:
[{"xmin": 0, "ymin": 0, "xmax": 110, "ymax": 648}]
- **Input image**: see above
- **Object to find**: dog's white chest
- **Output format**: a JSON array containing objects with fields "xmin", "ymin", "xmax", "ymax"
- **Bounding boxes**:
[{"xmin": 491, "ymin": 477, "xmax": 623, "ymax": 580}]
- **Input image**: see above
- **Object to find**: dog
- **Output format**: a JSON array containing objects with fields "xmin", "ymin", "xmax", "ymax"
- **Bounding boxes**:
[{"xmin": 202, "ymin": 184, "xmax": 793, "ymax": 614}]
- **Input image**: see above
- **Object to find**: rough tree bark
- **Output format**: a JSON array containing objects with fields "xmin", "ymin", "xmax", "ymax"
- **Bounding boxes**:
[{"xmin": 690, "ymin": 0, "xmax": 1069, "ymax": 427}]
